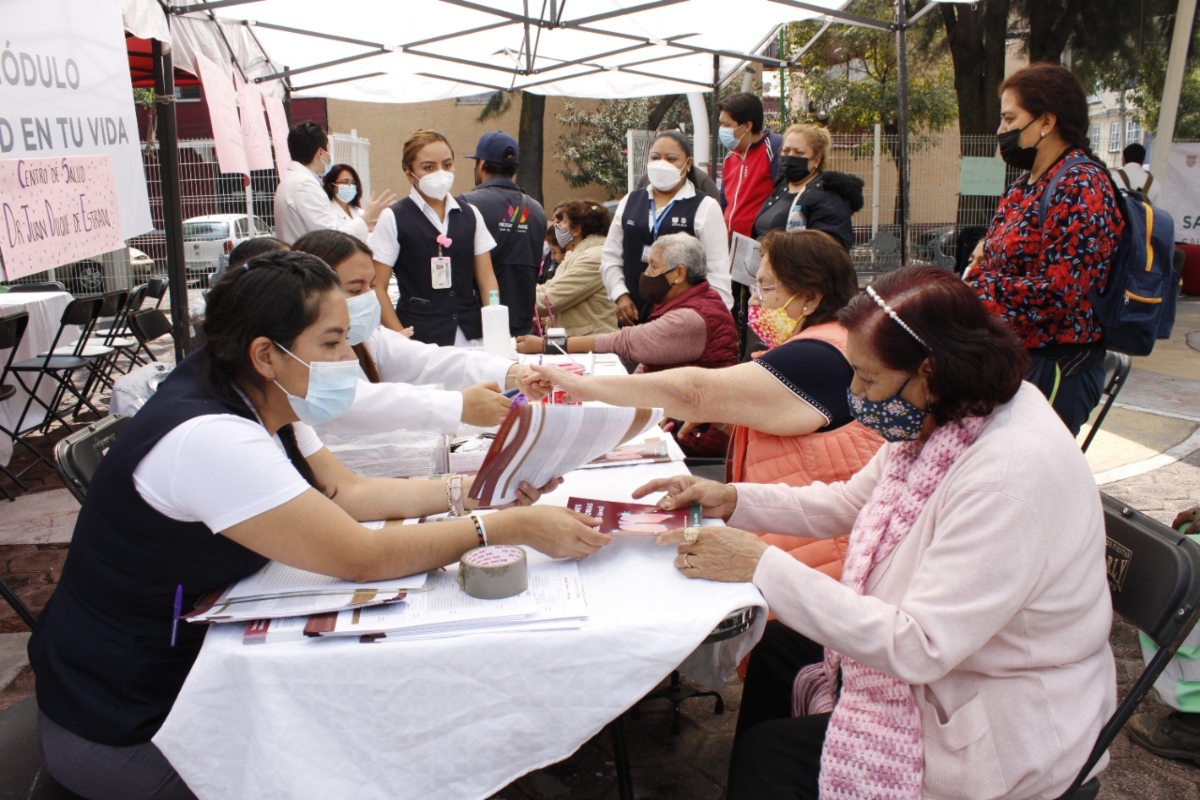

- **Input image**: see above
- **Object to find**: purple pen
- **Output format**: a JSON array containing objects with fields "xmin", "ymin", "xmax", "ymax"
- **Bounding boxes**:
[{"xmin": 170, "ymin": 583, "xmax": 183, "ymax": 647}]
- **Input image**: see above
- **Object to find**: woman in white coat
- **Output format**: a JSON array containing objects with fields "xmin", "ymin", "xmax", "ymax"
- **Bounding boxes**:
[{"xmin": 640, "ymin": 266, "xmax": 1116, "ymax": 799}]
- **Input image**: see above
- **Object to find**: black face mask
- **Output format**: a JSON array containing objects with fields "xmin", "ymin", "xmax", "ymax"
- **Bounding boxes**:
[
  {"xmin": 639, "ymin": 268, "xmax": 677, "ymax": 306},
  {"xmin": 997, "ymin": 120, "xmax": 1040, "ymax": 170},
  {"xmin": 780, "ymin": 155, "xmax": 811, "ymax": 184}
]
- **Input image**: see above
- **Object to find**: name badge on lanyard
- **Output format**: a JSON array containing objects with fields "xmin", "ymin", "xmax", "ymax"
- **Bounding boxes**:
[
  {"xmin": 431, "ymin": 256, "xmax": 452, "ymax": 289},
  {"xmin": 643, "ymin": 198, "xmax": 677, "ymax": 263}
]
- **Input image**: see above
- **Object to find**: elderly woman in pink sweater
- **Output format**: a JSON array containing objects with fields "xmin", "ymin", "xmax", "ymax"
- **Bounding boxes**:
[{"xmin": 638, "ymin": 266, "xmax": 1116, "ymax": 799}]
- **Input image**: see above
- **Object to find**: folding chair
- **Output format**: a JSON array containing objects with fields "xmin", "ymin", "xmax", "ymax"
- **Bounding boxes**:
[
  {"xmin": 8, "ymin": 296, "xmax": 106, "ymax": 435},
  {"xmin": 6, "ymin": 281, "xmax": 67, "ymax": 293},
  {"xmin": 1080, "ymin": 352, "xmax": 1134, "ymax": 453},
  {"xmin": 53, "ymin": 414, "xmax": 128, "ymax": 505},
  {"xmin": 145, "ymin": 275, "xmax": 168, "ymax": 309},
  {"xmin": 1055, "ymin": 493, "xmax": 1200, "ymax": 799},
  {"xmin": 0, "ymin": 311, "xmax": 55, "ymax": 492},
  {"xmin": 44, "ymin": 290, "xmax": 125, "ymax": 407},
  {"xmin": 128, "ymin": 309, "xmax": 174, "ymax": 360}
]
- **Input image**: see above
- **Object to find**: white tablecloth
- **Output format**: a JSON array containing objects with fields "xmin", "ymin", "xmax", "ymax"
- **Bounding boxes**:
[
  {"xmin": 154, "ymin": 461, "xmax": 767, "ymax": 800},
  {"xmin": 0, "ymin": 291, "xmax": 76, "ymax": 466}
]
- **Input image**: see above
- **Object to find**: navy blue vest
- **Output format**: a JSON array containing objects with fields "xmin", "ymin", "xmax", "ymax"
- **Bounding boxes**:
[
  {"xmin": 619, "ymin": 189, "xmax": 704, "ymax": 311},
  {"xmin": 28, "ymin": 353, "xmax": 285, "ymax": 746},
  {"xmin": 389, "ymin": 196, "xmax": 482, "ymax": 346}
]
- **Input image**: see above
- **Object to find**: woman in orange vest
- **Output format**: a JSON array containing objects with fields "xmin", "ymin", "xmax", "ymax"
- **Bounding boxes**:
[{"xmin": 532, "ymin": 229, "xmax": 882, "ymax": 579}]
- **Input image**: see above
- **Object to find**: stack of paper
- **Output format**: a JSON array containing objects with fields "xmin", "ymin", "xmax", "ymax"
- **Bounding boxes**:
[
  {"xmin": 305, "ymin": 556, "xmax": 589, "ymax": 642},
  {"xmin": 186, "ymin": 560, "xmax": 428, "ymax": 624}
]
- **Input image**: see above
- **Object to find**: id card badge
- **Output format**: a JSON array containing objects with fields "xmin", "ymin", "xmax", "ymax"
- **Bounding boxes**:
[
  {"xmin": 431, "ymin": 256, "xmax": 452, "ymax": 289},
  {"xmin": 640, "ymin": 245, "xmax": 652, "ymax": 263}
]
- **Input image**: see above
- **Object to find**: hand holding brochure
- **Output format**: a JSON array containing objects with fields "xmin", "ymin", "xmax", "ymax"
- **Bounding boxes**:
[
  {"xmin": 567, "ymin": 497, "xmax": 701, "ymax": 536},
  {"xmin": 468, "ymin": 403, "xmax": 662, "ymax": 506}
]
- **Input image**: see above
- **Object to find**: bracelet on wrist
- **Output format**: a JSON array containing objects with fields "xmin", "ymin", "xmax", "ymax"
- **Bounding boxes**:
[
  {"xmin": 445, "ymin": 474, "xmax": 466, "ymax": 517},
  {"xmin": 470, "ymin": 514, "xmax": 489, "ymax": 548}
]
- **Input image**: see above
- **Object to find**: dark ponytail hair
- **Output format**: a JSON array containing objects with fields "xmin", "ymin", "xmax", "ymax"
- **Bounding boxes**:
[
  {"xmin": 201, "ymin": 251, "xmax": 341, "ymax": 490},
  {"xmin": 291, "ymin": 229, "xmax": 383, "ymax": 383}
]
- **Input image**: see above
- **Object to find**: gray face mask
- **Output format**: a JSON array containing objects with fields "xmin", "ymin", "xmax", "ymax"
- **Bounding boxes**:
[{"xmin": 554, "ymin": 223, "xmax": 574, "ymax": 249}]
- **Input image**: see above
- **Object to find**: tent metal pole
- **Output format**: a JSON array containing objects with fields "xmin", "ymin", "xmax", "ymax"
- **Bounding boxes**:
[
  {"xmin": 710, "ymin": 54, "xmax": 720, "ymax": 180},
  {"xmin": 767, "ymin": 0, "xmax": 895, "ymax": 32},
  {"xmin": 168, "ymin": 0, "xmax": 262, "ymax": 12},
  {"xmin": 566, "ymin": 0, "xmax": 687, "ymax": 26},
  {"xmin": 152, "ymin": 37, "xmax": 192, "ymax": 360},
  {"xmin": 895, "ymin": 0, "xmax": 910, "ymax": 265},
  {"xmin": 291, "ymin": 72, "xmax": 387, "ymax": 92},
  {"xmin": 282, "ymin": 67, "xmax": 292, "ymax": 124},
  {"xmin": 254, "ymin": 49, "xmax": 389, "ymax": 83}
]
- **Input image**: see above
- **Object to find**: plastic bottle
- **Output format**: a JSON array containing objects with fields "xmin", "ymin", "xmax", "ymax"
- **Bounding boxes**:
[{"xmin": 481, "ymin": 290, "xmax": 510, "ymax": 357}]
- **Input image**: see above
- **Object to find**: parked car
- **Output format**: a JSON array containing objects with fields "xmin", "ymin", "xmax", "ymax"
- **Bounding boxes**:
[{"xmin": 183, "ymin": 214, "xmax": 273, "ymax": 284}]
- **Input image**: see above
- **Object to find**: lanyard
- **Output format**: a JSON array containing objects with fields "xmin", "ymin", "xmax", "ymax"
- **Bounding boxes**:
[{"xmin": 649, "ymin": 198, "xmax": 678, "ymax": 239}]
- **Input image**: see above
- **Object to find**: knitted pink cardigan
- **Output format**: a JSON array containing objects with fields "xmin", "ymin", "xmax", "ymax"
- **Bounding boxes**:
[{"xmin": 793, "ymin": 415, "xmax": 988, "ymax": 799}]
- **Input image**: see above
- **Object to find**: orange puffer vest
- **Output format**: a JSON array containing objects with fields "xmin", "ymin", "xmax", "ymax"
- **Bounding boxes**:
[{"xmin": 726, "ymin": 322, "xmax": 883, "ymax": 579}]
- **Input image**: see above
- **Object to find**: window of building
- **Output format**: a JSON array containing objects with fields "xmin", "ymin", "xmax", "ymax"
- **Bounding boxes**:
[
  {"xmin": 1109, "ymin": 122, "xmax": 1122, "ymax": 152},
  {"xmin": 1088, "ymin": 125, "xmax": 1100, "ymax": 148},
  {"xmin": 1126, "ymin": 120, "xmax": 1143, "ymax": 147},
  {"xmin": 174, "ymin": 85, "xmax": 202, "ymax": 103}
]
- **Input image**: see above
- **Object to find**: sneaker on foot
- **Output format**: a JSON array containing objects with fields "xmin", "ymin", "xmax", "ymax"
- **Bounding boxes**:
[{"xmin": 1127, "ymin": 711, "xmax": 1200, "ymax": 765}]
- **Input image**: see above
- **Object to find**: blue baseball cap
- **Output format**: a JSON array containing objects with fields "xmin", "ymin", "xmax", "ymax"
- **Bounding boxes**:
[{"xmin": 469, "ymin": 130, "xmax": 520, "ymax": 163}]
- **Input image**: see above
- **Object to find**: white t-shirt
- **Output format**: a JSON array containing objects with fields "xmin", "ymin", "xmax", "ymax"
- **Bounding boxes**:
[{"xmin": 132, "ymin": 415, "xmax": 324, "ymax": 533}]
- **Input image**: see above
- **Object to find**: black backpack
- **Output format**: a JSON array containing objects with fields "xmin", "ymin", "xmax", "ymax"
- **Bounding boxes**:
[{"xmin": 1038, "ymin": 153, "xmax": 1179, "ymax": 356}]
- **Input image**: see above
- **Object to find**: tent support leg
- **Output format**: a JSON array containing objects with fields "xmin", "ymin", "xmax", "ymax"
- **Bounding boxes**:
[{"xmin": 152, "ymin": 37, "xmax": 192, "ymax": 360}]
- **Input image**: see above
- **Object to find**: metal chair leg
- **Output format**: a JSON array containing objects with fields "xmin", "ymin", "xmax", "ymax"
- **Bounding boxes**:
[{"xmin": 609, "ymin": 714, "xmax": 634, "ymax": 800}]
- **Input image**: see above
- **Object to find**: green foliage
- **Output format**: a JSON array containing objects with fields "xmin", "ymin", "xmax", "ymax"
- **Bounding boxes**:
[
  {"xmin": 787, "ymin": 2, "xmax": 957, "ymax": 135},
  {"xmin": 475, "ymin": 91, "xmax": 513, "ymax": 123},
  {"xmin": 554, "ymin": 97, "xmax": 689, "ymax": 197},
  {"xmin": 133, "ymin": 88, "xmax": 155, "ymax": 108}
]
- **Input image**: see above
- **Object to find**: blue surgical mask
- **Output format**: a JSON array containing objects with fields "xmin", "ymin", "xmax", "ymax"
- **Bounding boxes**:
[
  {"xmin": 719, "ymin": 126, "xmax": 742, "ymax": 151},
  {"xmin": 345, "ymin": 291, "xmax": 381, "ymax": 346},
  {"xmin": 272, "ymin": 342, "xmax": 361, "ymax": 425},
  {"xmin": 846, "ymin": 379, "xmax": 928, "ymax": 442},
  {"xmin": 336, "ymin": 184, "xmax": 357, "ymax": 204},
  {"xmin": 322, "ymin": 151, "xmax": 334, "ymax": 176}
]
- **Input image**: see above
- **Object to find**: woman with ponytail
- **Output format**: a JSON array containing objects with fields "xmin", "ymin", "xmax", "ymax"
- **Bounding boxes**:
[{"xmin": 27, "ymin": 252, "xmax": 608, "ymax": 800}]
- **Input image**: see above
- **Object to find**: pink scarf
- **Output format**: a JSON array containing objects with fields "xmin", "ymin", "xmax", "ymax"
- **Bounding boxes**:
[{"xmin": 793, "ymin": 415, "xmax": 987, "ymax": 799}]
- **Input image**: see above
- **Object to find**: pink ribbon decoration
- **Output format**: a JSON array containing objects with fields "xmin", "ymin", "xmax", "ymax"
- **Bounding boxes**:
[{"xmin": 436, "ymin": 234, "xmax": 453, "ymax": 248}]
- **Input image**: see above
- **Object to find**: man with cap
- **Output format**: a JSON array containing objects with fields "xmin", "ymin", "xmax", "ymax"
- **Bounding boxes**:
[{"xmin": 462, "ymin": 131, "xmax": 548, "ymax": 336}]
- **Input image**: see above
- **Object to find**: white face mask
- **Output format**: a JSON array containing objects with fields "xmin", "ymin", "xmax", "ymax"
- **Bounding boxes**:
[
  {"xmin": 345, "ymin": 291, "xmax": 381, "ymax": 346},
  {"xmin": 272, "ymin": 343, "xmax": 361, "ymax": 426},
  {"xmin": 646, "ymin": 160, "xmax": 685, "ymax": 192},
  {"xmin": 417, "ymin": 170, "xmax": 455, "ymax": 201}
]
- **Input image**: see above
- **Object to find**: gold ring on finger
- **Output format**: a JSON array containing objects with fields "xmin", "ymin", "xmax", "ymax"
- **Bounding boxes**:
[
  {"xmin": 683, "ymin": 526, "xmax": 700, "ymax": 544},
  {"xmin": 682, "ymin": 553, "xmax": 695, "ymax": 569}
]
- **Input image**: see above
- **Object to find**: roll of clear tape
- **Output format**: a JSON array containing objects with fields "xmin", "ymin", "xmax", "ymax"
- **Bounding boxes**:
[{"xmin": 458, "ymin": 545, "xmax": 528, "ymax": 599}]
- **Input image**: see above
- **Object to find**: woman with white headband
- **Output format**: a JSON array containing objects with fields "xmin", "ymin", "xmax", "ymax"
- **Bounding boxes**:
[{"xmin": 639, "ymin": 265, "xmax": 1115, "ymax": 799}]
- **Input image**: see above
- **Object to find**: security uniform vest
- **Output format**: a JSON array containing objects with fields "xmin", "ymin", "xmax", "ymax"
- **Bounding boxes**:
[
  {"xmin": 28, "ymin": 353, "xmax": 295, "ymax": 746},
  {"xmin": 726, "ymin": 322, "xmax": 884, "ymax": 579},
  {"xmin": 619, "ymin": 188, "xmax": 704, "ymax": 312},
  {"xmin": 640, "ymin": 281, "xmax": 738, "ymax": 373},
  {"xmin": 390, "ymin": 196, "xmax": 483, "ymax": 346}
]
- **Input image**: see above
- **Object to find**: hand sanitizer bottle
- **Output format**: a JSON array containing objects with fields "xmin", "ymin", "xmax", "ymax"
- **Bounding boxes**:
[{"xmin": 482, "ymin": 290, "xmax": 510, "ymax": 356}]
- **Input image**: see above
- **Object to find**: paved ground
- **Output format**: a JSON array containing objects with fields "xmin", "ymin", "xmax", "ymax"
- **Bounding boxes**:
[{"xmin": 2, "ymin": 293, "xmax": 1199, "ymax": 799}]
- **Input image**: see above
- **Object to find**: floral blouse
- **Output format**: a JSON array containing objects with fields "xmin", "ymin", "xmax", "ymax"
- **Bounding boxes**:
[{"xmin": 976, "ymin": 149, "xmax": 1124, "ymax": 350}]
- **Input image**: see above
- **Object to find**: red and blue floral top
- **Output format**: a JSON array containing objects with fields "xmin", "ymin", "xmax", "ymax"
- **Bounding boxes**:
[{"xmin": 976, "ymin": 148, "xmax": 1124, "ymax": 350}]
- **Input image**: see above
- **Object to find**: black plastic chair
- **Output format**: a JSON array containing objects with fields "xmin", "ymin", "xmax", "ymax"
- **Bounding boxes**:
[
  {"xmin": 6, "ymin": 281, "xmax": 67, "ymax": 293},
  {"xmin": 1055, "ymin": 494, "xmax": 1200, "ymax": 798},
  {"xmin": 128, "ymin": 309, "xmax": 173, "ymax": 361},
  {"xmin": 0, "ymin": 311, "xmax": 55, "ymax": 490},
  {"xmin": 9, "ymin": 296, "xmax": 106, "ymax": 434},
  {"xmin": 1080, "ymin": 352, "xmax": 1134, "ymax": 453},
  {"xmin": 53, "ymin": 414, "xmax": 128, "ymax": 506}
]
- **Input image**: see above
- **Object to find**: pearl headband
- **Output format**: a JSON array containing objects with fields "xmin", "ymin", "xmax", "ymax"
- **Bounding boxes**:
[{"xmin": 865, "ymin": 285, "xmax": 929, "ymax": 350}]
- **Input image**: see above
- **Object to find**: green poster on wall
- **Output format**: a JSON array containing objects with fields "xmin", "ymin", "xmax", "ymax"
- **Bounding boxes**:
[{"xmin": 959, "ymin": 157, "xmax": 1007, "ymax": 196}]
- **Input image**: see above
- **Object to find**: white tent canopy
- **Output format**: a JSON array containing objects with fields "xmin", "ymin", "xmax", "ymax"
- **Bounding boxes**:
[{"xmin": 166, "ymin": 0, "xmax": 852, "ymax": 102}]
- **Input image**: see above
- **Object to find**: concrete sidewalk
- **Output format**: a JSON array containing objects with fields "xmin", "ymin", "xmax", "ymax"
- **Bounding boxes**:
[{"xmin": 1, "ymin": 299, "xmax": 1198, "ymax": 799}]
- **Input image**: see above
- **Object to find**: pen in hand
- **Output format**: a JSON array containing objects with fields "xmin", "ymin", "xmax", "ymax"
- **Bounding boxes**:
[{"xmin": 171, "ymin": 583, "xmax": 183, "ymax": 647}]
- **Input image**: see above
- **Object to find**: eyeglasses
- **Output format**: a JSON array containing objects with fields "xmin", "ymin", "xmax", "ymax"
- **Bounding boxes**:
[{"xmin": 750, "ymin": 281, "xmax": 779, "ymax": 302}]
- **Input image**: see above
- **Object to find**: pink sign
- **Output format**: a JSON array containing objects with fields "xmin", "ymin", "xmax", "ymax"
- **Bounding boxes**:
[
  {"xmin": 196, "ymin": 54, "xmax": 249, "ymax": 176},
  {"xmin": 0, "ymin": 155, "xmax": 125, "ymax": 280},
  {"xmin": 236, "ymin": 76, "xmax": 275, "ymax": 172},
  {"xmin": 263, "ymin": 94, "xmax": 292, "ymax": 175}
]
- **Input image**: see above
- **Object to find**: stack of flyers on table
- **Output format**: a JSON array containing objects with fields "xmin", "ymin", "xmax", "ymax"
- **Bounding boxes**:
[
  {"xmin": 578, "ymin": 426, "xmax": 684, "ymax": 469},
  {"xmin": 185, "ymin": 551, "xmax": 428, "ymax": 628},
  {"xmin": 568, "ymin": 497, "xmax": 701, "ymax": 536},
  {"xmin": 301, "ymin": 553, "xmax": 589, "ymax": 643}
]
